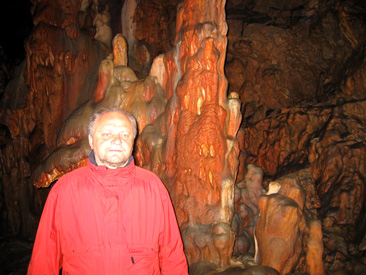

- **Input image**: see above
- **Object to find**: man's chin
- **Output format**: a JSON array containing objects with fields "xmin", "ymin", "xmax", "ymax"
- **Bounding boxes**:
[{"xmin": 99, "ymin": 156, "xmax": 129, "ymax": 168}]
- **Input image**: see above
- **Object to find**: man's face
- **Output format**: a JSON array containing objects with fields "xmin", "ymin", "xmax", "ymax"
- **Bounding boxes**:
[{"xmin": 89, "ymin": 111, "xmax": 135, "ymax": 169}]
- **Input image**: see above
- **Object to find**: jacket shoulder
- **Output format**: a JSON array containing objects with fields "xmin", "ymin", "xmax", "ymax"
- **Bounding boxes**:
[
  {"xmin": 134, "ymin": 166, "xmax": 170, "ymax": 194},
  {"xmin": 60, "ymin": 166, "xmax": 89, "ymax": 180},
  {"xmin": 44, "ymin": 166, "xmax": 90, "ymax": 203},
  {"xmin": 134, "ymin": 166, "xmax": 161, "ymax": 182},
  {"xmin": 53, "ymin": 166, "xmax": 89, "ymax": 189}
]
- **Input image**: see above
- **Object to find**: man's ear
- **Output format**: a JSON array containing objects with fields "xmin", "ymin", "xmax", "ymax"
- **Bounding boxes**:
[{"xmin": 88, "ymin": 135, "xmax": 93, "ymax": 149}]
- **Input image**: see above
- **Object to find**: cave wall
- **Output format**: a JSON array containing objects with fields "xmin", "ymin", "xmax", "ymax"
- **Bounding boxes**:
[
  {"xmin": 226, "ymin": 1, "xmax": 366, "ymax": 273},
  {"xmin": 0, "ymin": 0, "xmax": 366, "ymax": 274}
]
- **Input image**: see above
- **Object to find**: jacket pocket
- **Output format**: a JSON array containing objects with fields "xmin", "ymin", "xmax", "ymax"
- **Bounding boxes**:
[
  {"xmin": 62, "ymin": 246, "xmax": 104, "ymax": 275},
  {"xmin": 125, "ymin": 247, "xmax": 160, "ymax": 275}
]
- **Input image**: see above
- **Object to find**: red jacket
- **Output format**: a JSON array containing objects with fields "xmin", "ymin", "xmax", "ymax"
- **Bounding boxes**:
[{"xmin": 28, "ymin": 157, "xmax": 188, "ymax": 274}]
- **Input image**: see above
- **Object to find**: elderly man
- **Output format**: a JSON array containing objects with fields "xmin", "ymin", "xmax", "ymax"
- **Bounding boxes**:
[{"xmin": 28, "ymin": 108, "xmax": 188, "ymax": 274}]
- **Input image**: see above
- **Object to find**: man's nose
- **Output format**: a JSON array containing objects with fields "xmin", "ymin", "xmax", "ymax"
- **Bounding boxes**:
[{"xmin": 111, "ymin": 135, "xmax": 122, "ymax": 144}]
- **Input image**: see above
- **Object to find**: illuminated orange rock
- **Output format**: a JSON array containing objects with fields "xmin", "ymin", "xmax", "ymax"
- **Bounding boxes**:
[
  {"xmin": 32, "ymin": 0, "xmax": 83, "ymax": 39},
  {"xmin": 306, "ymin": 220, "xmax": 325, "ymax": 275},
  {"xmin": 25, "ymin": 0, "xmax": 110, "ymax": 150},
  {"xmin": 32, "ymin": 35, "xmax": 166, "ymax": 187},
  {"xmin": 255, "ymin": 176, "xmax": 306, "ymax": 274},
  {"xmin": 121, "ymin": 0, "xmax": 178, "ymax": 77},
  {"xmin": 232, "ymin": 164, "xmax": 264, "ymax": 256},
  {"xmin": 182, "ymin": 223, "xmax": 235, "ymax": 267},
  {"xmin": 138, "ymin": 0, "xmax": 241, "ymax": 267}
]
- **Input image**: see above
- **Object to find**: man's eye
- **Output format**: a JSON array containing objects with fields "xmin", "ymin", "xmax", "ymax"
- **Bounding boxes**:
[{"xmin": 102, "ymin": 133, "xmax": 111, "ymax": 137}]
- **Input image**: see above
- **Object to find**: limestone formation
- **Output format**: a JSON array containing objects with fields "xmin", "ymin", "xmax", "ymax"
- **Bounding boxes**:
[
  {"xmin": 255, "ymin": 176, "xmax": 306, "ymax": 274},
  {"xmin": 32, "ymin": 35, "xmax": 166, "ymax": 187},
  {"xmin": 232, "ymin": 164, "xmax": 264, "ymax": 256},
  {"xmin": 138, "ymin": 0, "xmax": 242, "ymax": 267},
  {"xmin": 306, "ymin": 220, "xmax": 325, "ymax": 275}
]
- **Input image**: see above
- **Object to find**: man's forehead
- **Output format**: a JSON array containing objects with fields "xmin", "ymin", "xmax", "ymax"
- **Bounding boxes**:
[{"xmin": 95, "ymin": 112, "xmax": 132, "ymax": 128}]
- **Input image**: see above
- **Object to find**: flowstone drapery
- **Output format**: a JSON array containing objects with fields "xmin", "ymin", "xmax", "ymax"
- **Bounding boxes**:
[{"xmin": 138, "ymin": 0, "xmax": 242, "ymax": 267}]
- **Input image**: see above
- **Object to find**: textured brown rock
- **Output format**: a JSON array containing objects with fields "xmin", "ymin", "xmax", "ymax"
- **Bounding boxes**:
[
  {"xmin": 229, "ymin": 1, "xmax": 366, "ymax": 270},
  {"xmin": 182, "ymin": 223, "xmax": 235, "ymax": 268},
  {"xmin": 306, "ymin": 220, "xmax": 325, "ymax": 275},
  {"xmin": 121, "ymin": 0, "xmax": 179, "ymax": 77},
  {"xmin": 255, "ymin": 176, "xmax": 306, "ymax": 274},
  {"xmin": 309, "ymin": 105, "xmax": 366, "ymax": 226},
  {"xmin": 188, "ymin": 261, "xmax": 281, "ymax": 275},
  {"xmin": 24, "ymin": 0, "xmax": 112, "ymax": 153},
  {"xmin": 278, "ymin": 175, "xmax": 305, "ymax": 210},
  {"xmin": 240, "ymin": 107, "xmax": 331, "ymax": 176},
  {"xmin": 232, "ymin": 164, "xmax": 264, "ymax": 256},
  {"xmin": 226, "ymin": 2, "xmax": 365, "ymax": 122}
]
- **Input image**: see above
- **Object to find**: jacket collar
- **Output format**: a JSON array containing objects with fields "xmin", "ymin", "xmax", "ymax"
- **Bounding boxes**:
[
  {"xmin": 89, "ymin": 150, "xmax": 133, "ymax": 167},
  {"xmin": 87, "ymin": 151, "xmax": 135, "ymax": 186}
]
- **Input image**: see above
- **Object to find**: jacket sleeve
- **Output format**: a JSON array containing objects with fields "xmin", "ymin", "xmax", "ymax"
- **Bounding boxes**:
[
  {"xmin": 158, "ymin": 185, "xmax": 188, "ymax": 275},
  {"xmin": 28, "ymin": 184, "xmax": 62, "ymax": 275}
]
